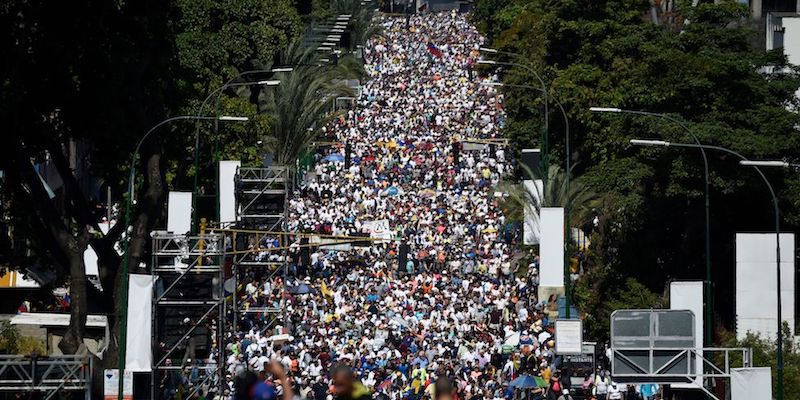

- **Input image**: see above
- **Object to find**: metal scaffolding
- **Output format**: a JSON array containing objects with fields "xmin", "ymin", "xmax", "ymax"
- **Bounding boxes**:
[
  {"xmin": 0, "ymin": 355, "xmax": 92, "ymax": 399},
  {"xmin": 228, "ymin": 166, "xmax": 291, "ymax": 344},
  {"xmin": 150, "ymin": 232, "xmax": 226, "ymax": 399}
]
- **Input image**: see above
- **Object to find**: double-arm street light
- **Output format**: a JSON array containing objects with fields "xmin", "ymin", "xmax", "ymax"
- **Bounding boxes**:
[
  {"xmin": 118, "ymin": 114, "xmax": 249, "ymax": 400},
  {"xmin": 591, "ymin": 107, "xmax": 714, "ymax": 348},
  {"xmin": 477, "ymin": 49, "xmax": 550, "ymax": 175},
  {"xmin": 630, "ymin": 138, "xmax": 786, "ymax": 400},
  {"xmin": 484, "ymin": 81, "xmax": 574, "ymax": 317},
  {"xmin": 190, "ymin": 71, "xmax": 289, "ymax": 232}
]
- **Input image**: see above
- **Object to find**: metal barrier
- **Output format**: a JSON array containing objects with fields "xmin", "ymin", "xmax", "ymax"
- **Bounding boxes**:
[{"xmin": 0, "ymin": 354, "xmax": 92, "ymax": 399}]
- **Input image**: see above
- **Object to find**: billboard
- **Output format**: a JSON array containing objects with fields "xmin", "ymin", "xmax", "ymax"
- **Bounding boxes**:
[
  {"xmin": 611, "ymin": 309, "xmax": 697, "ymax": 382},
  {"xmin": 539, "ymin": 207, "xmax": 564, "ymax": 288},
  {"xmin": 735, "ymin": 233, "xmax": 795, "ymax": 340}
]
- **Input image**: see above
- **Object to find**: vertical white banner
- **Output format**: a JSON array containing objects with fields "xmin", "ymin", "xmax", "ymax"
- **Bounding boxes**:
[
  {"xmin": 670, "ymin": 281, "xmax": 704, "ymax": 388},
  {"xmin": 125, "ymin": 274, "xmax": 153, "ymax": 372},
  {"xmin": 523, "ymin": 179, "xmax": 543, "ymax": 245},
  {"xmin": 735, "ymin": 233, "xmax": 795, "ymax": 340},
  {"xmin": 167, "ymin": 191, "xmax": 192, "ymax": 234},
  {"xmin": 540, "ymin": 207, "xmax": 565, "ymax": 288},
  {"xmin": 731, "ymin": 367, "xmax": 772, "ymax": 400},
  {"xmin": 219, "ymin": 160, "xmax": 241, "ymax": 228}
]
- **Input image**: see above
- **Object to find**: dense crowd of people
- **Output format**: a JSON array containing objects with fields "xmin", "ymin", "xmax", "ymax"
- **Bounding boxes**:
[{"xmin": 155, "ymin": 11, "xmax": 663, "ymax": 400}]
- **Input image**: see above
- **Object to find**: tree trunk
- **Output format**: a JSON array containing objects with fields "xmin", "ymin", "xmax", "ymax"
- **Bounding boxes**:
[
  {"xmin": 59, "ymin": 243, "xmax": 89, "ymax": 354},
  {"xmin": 127, "ymin": 150, "xmax": 164, "ymax": 269}
]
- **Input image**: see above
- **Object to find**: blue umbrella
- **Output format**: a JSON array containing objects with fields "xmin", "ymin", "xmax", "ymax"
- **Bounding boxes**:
[
  {"xmin": 324, "ymin": 153, "xmax": 345, "ymax": 162},
  {"xmin": 386, "ymin": 186, "xmax": 399, "ymax": 196},
  {"xmin": 509, "ymin": 374, "xmax": 542, "ymax": 389}
]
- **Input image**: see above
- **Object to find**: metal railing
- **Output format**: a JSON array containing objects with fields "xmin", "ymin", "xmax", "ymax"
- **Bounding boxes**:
[{"xmin": 0, "ymin": 355, "xmax": 92, "ymax": 399}]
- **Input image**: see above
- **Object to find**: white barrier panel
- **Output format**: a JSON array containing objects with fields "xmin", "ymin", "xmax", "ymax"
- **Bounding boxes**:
[
  {"xmin": 167, "ymin": 191, "xmax": 192, "ymax": 234},
  {"xmin": 523, "ymin": 180, "xmax": 543, "ymax": 245},
  {"xmin": 219, "ymin": 161, "xmax": 241, "ymax": 227},
  {"xmin": 125, "ymin": 274, "xmax": 153, "ymax": 372},
  {"xmin": 670, "ymin": 281, "xmax": 703, "ymax": 388},
  {"xmin": 540, "ymin": 207, "xmax": 564, "ymax": 288},
  {"xmin": 783, "ymin": 18, "xmax": 800, "ymax": 65},
  {"xmin": 731, "ymin": 367, "xmax": 772, "ymax": 400},
  {"xmin": 82, "ymin": 244, "xmax": 100, "ymax": 276},
  {"xmin": 735, "ymin": 233, "xmax": 795, "ymax": 340}
]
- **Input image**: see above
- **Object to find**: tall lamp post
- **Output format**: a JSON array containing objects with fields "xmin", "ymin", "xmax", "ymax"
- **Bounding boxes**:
[
  {"xmin": 191, "ymin": 72, "xmax": 288, "ymax": 232},
  {"xmin": 591, "ymin": 107, "xmax": 713, "ymax": 347},
  {"xmin": 483, "ymin": 81, "xmax": 574, "ymax": 317},
  {"xmin": 118, "ymin": 114, "xmax": 249, "ymax": 400},
  {"xmin": 476, "ymin": 52, "xmax": 549, "ymax": 175},
  {"xmin": 630, "ymin": 139, "xmax": 786, "ymax": 400}
]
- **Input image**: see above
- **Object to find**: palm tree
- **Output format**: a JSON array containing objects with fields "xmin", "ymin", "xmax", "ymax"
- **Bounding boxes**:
[
  {"xmin": 499, "ymin": 165, "xmax": 603, "ymax": 229},
  {"xmin": 259, "ymin": 40, "xmax": 358, "ymax": 165}
]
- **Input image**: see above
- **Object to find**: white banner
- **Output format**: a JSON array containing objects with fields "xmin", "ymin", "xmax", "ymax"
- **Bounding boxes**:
[
  {"xmin": 523, "ymin": 179, "xmax": 543, "ymax": 245},
  {"xmin": 219, "ymin": 161, "xmax": 241, "ymax": 227},
  {"xmin": 362, "ymin": 219, "xmax": 391, "ymax": 241},
  {"xmin": 670, "ymin": 281, "xmax": 703, "ymax": 388},
  {"xmin": 731, "ymin": 367, "xmax": 772, "ymax": 400},
  {"xmin": 540, "ymin": 207, "xmax": 564, "ymax": 287},
  {"xmin": 555, "ymin": 319, "xmax": 582, "ymax": 355},
  {"xmin": 125, "ymin": 274, "xmax": 153, "ymax": 372},
  {"xmin": 735, "ymin": 233, "xmax": 795, "ymax": 340},
  {"xmin": 167, "ymin": 191, "xmax": 192, "ymax": 234}
]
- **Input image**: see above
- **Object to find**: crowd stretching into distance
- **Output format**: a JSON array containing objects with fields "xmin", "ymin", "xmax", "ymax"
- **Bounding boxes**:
[{"xmin": 157, "ymin": 12, "xmax": 659, "ymax": 400}]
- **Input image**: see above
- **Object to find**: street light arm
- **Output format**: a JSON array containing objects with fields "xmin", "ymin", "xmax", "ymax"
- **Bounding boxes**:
[
  {"xmin": 666, "ymin": 142, "xmax": 778, "ymax": 204},
  {"xmin": 131, "ymin": 116, "xmax": 217, "ymax": 186},
  {"xmin": 489, "ymin": 82, "xmax": 570, "ymax": 173}
]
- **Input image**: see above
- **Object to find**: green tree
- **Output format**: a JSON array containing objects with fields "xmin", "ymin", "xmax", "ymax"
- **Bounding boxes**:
[
  {"xmin": 473, "ymin": 0, "xmax": 800, "ymax": 338},
  {"xmin": 0, "ymin": 1, "xmax": 305, "ymax": 387},
  {"xmin": 719, "ymin": 324, "xmax": 800, "ymax": 398}
]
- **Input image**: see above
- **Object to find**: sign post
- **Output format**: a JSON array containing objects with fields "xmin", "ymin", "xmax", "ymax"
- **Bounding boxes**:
[
  {"xmin": 104, "ymin": 369, "xmax": 132, "ymax": 400},
  {"xmin": 555, "ymin": 319, "xmax": 583, "ymax": 355}
]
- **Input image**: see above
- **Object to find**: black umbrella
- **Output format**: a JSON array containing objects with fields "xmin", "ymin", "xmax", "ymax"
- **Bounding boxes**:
[{"xmin": 288, "ymin": 283, "xmax": 316, "ymax": 295}]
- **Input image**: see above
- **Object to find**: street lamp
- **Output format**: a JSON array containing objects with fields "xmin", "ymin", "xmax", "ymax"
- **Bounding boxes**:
[
  {"xmin": 740, "ymin": 160, "xmax": 799, "ymax": 168},
  {"xmin": 484, "ymin": 81, "xmax": 574, "ymax": 316},
  {"xmin": 630, "ymin": 138, "xmax": 786, "ymax": 400},
  {"xmin": 477, "ymin": 52, "xmax": 550, "ymax": 175},
  {"xmin": 118, "ymin": 114, "xmax": 248, "ymax": 400},
  {"xmin": 592, "ymin": 107, "xmax": 714, "ymax": 348},
  {"xmin": 190, "ymin": 75, "xmax": 284, "ymax": 232}
]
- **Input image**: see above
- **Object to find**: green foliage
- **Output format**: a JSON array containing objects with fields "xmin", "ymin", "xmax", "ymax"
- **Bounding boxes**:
[
  {"xmin": 499, "ymin": 165, "xmax": 603, "ymax": 226},
  {"xmin": 0, "ymin": 321, "xmax": 22, "ymax": 354},
  {"xmin": 719, "ymin": 324, "xmax": 800, "ymax": 398},
  {"xmin": 0, "ymin": 321, "xmax": 45, "ymax": 355},
  {"xmin": 573, "ymin": 275, "xmax": 665, "ymax": 342},
  {"xmin": 474, "ymin": 0, "xmax": 800, "ymax": 337}
]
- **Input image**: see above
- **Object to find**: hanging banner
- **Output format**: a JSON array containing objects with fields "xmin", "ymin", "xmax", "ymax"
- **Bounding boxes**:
[{"xmin": 125, "ymin": 274, "xmax": 153, "ymax": 372}]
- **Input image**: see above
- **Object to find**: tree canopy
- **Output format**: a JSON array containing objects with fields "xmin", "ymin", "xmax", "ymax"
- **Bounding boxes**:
[{"xmin": 473, "ymin": 0, "xmax": 800, "ymax": 339}]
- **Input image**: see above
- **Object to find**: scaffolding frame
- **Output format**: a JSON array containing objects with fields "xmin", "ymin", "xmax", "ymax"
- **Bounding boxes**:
[
  {"xmin": 150, "ymin": 232, "xmax": 226, "ymax": 400},
  {"xmin": 612, "ymin": 347, "xmax": 753, "ymax": 400},
  {"xmin": 235, "ymin": 167, "xmax": 290, "ymax": 232},
  {"xmin": 0, "ymin": 355, "xmax": 91, "ymax": 399}
]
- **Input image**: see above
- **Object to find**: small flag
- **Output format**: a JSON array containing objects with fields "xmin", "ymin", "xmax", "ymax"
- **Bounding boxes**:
[{"xmin": 426, "ymin": 42, "xmax": 442, "ymax": 58}]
